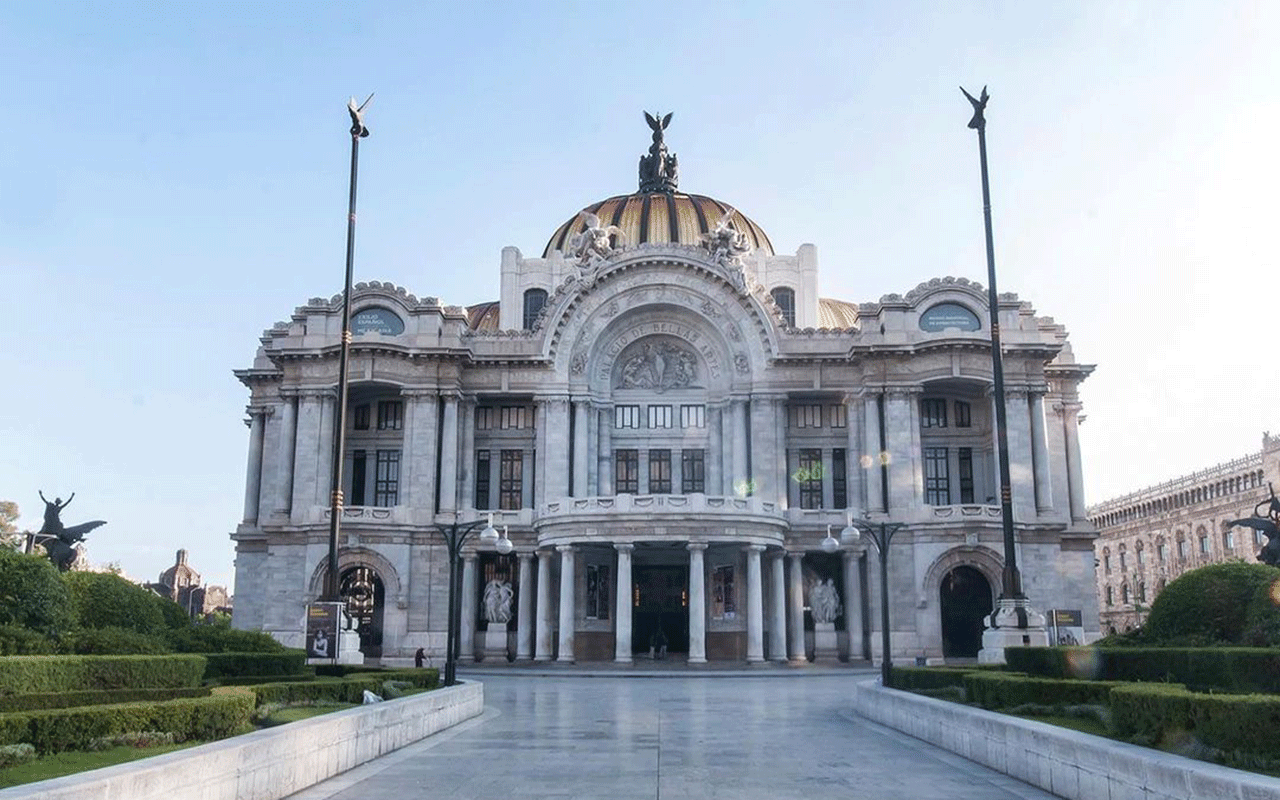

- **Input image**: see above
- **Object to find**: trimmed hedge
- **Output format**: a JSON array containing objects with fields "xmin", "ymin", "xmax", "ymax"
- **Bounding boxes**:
[
  {"xmin": 0, "ymin": 687, "xmax": 210, "ymax": 713},
  {"xmin": 166, "ymin": 624, "xmax": 287, "ymax": 654},
  {"xmin": 1111, "ymin": 683, "xmax": 1280, "ymax": 759},
  {"xmin": 1143, "ymin": 562, "xmax": 1280, "ymax": 645},
  {"xmin": 1005, "ymin": 647, "xmax": 1280, "ymax": 693},
  {"xmin": 59, "ymin": 626, "xmax": 170, "ymax": 655},
  {"xmin": 0, "ymin": 686, "xmax": 254, "ymax": 754},
  {"xmin": 0, "ymin": 655, "xmax": 206, "ymax": 695},
  {"xmin": 962, "ymin": 672, "xmax": 1129, "ymax": 710},
  {"xmin": 313, "ymin": 663, "xmax": 388, "ymax": 677},
  {"xmin": 249, "ymin": 669, "xmax": 439, "ymax": 707},
  {"xmin": 201, "ymin": 651, "xmax": 308, "ymax": 680},
  {"xmin": 888, "ymin": 666, "xmax": 978, "ymax": 691},
  {"xmin": 213, "ymin": 673, "xmax": 317, "ymax": 686}
]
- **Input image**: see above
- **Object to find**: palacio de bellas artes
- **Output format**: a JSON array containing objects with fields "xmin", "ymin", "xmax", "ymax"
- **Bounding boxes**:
[{"xmin": 230, "ymin": 114, "xmax": 1099, "ymax": 667}]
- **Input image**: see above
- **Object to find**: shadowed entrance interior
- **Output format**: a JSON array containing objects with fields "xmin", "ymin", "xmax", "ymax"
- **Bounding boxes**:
[
  {"xmin": 939, "ymin": 565, "xmax": 992, "ymax": 658},
  {"xmin": 632, "ymin": 565, "xmax": 689, "ymax": 655}
]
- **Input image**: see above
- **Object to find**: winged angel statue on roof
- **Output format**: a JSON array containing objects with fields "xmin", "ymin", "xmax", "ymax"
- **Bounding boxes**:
[{"xmin": 568, "ymin": 211, "xmax": 626, "ymax": 285}]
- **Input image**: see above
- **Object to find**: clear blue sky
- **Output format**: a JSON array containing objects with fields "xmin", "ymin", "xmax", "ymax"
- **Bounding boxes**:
[{"xmin": 2, "ymin": 2, "xmax": 1277, "ymax": 591}]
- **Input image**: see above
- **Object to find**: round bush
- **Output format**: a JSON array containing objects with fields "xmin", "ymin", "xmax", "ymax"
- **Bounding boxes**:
[
  {"xmin": 1144, "ymin": 562, "xmax": 1280, "ymax": 645},
  {"xmin": 0, "ymin": 549, "xmax": 75, "ymax": 635},
  {"xmin": 63, "ymin": 572, "xmax": 174, "ymax": 635}
]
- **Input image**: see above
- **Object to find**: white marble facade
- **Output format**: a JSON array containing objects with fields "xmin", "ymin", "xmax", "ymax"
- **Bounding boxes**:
[{"xmin": 232, "ymin": 134, "xmax": 1099, "ymax": 665}]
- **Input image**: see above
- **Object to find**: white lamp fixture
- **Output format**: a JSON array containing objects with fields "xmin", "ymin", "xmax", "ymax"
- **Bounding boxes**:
[
  {"xmin": 478, "ymin": 513, "xmax": 499, "ymax": 545},
  {"xmin": 821, "ymin": 525, "xmax": 840, "ymax": 553},
  {"xmin": 840, "ymin": 512, "xmax": 861, "ymax": 543},
  {"xmin": 496, "ymin": 525, "xmax": 514, "ymax": 555}
]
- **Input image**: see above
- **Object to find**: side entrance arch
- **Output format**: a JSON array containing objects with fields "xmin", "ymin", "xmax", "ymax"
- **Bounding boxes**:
[
  {"xmin": 340, "ymin": 565, "xmax": 385, "ymax": 658},
  {"xmin": 939, "ymin": 565, "xmax": 993, "ymax": 658}
]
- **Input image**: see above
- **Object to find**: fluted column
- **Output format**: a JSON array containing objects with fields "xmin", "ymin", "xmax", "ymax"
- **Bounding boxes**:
[
  {"xmin": 459, "ymin": 399, "xmax": 476, "ymax": 512},
  {"xmin": 687, "ymin": 543, "xmax": 707, "ymax": 664},
  {"xmin": 516, "ymin": 552, "xmax": 534, "ymax": 660},
  {"xmin": 787, "ymin": 551, "xmax": 806, "ymax": 663},
  {"xmin": 596, "ymin": 406, "xmax": 613, "ymax": 496},
  {"xmin": 242, "ymin": 407, "xmax": 268, "ymax": 523},
  {"xmin": 557, "ymin": 545, "xmax": 576, "ymax": 663},
  {"xmin": 614, "ymin": 544, "xmax": 634, "ymax": 663},
  {"xmin": 863, "ymin": 392, "xmax": 885, "ymax": 513},
  {"xmin": 459, "ymin": 553, "xmax": 478, "ymax": 662},
  {"xmin": 768, "ymin": 552, "xmax": 787, "ymax": 661},
  {"xmin": 572, "ymin": 400, "xmax": 591, "ymax": 497},
  {"xmin": 1062, "ymin": 402, "xmax": 1087, "ymax": 521},
  {"xmin": 534, "ymin": 550, "xmax": 554, "ymax": 661},
  {"xmin": 843, "ymin": 550, "xmax": 864, "ymax": 660},
  {"xmin": 746, "ymin": 545, "xmax": 765, "ymax": 663},
  {"xmin": 1030, "ymin": 393, "xmax": 1053, "ymax": 512},
  {"xmin": 274, "ymin": 395, "xmax": 297, "ymax": 516},
  {"xmin": 438, "ymin": 395, "xmax": 459, "ymax": 513}
]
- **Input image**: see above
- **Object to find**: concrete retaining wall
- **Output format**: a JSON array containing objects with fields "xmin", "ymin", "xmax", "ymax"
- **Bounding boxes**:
[
  {"xmin": 0, "ymin": 680, "xmax": 484, "ymax": 800},
  {"xmin": 853, "ymin": 680, "xmax": 1280, "ymax": 800}
]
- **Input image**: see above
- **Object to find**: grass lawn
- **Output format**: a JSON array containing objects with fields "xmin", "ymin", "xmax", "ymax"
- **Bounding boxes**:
[
  {"xmin": 0, "ymin": 742, "xmax": 201, "ymax": 789},
  {"xmin": 1010, "ymin": 713, "xmax": 1110, "ymax": 738},
  {"xmin": 257, "ymin": 702, "xmax": 356, "ymax": 727}
]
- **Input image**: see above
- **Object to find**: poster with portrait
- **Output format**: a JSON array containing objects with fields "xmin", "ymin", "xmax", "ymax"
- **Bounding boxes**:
[
  {"xmin": 306, "ymin": 602, "xmax": 342, "ymax": 659},
  {"xmin": 1048, "ymin": 609, "xmax": 1084, "ymax": 646}
]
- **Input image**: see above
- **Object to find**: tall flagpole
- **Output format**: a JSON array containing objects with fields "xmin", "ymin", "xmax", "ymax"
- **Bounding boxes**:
[{"xmin": 324, "ymin": 94, "xmax": 373, "ymax": 602}]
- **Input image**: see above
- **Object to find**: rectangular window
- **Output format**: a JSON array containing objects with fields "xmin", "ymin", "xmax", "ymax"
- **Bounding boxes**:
[
  {"xmin": 712, "ymin": 565, "xmax": 736, "ymax": 619},
  {"xmin": 374, "ymin": 449, "xmax": 400, "ymax": 506},
  {"xmin": 614, "ymin": 405, "xmax": 641, "ymax": 429},
  {"xmin": 586, "ymin": 564, "xmax": 611, "ymax": 620},
  {"xmin": 376, "ymin": 400, "xmax": 403, "ymax": 431},
  {"xmin": 957, "ymin": 447, "xmax": 974, "ymax": 503},
  {"xmin": 797, "ymin": 448, "xmax": 823, "ymax": 509},
  {"xmin": 681, "ymin": 449, "xmax": 706, "ymax": 493},
  {"xmin": 924, "ymin": 446, "xmax": 950, "ymax": 505},
  {"xmin": 1106, "ymin": 586, "xmax": 1113, "ymax": 606},
  {"xmin": 955, "ymin": 401, "xmax": 972, "ymax": 428},
  {"xmin": 475, "ymin": 450, "xmax": 491, "ymax": 510},
  {"xmin": 615, "ymin": 449, "xmax": 639, "ymax": 494},
  {"xmin": 1223, "ymin": 530, "xmax": 1235, "ymax": 550},
  {"xmin": 789, "ymin": 404, "xmax": 823, "ymax": 428},
  {"xmin": 648, "ymin": 449, "xmax": 672, "ymax": 493},
  {"xmin": 832, "ymin": 448, "xmax": 848, "ymax": 509},
  {"xmin": 829, "ymin": 405, "xmax": 847, "ymax": 428},
  {"xmin": 1199, "ymin": 535, "xmax": 1210, "ymax": 555},
  {"xmin": 499, "ymin": 450, "xmax": 523, "ymax": 510},
  {"xmin": 500, "ymin": 406, "xmax": 528, "ymax": 429},
  {"xmin": 475, "ymin": 407, "xmax": 494, "ymax": 430},
  {"xmin": 1137, "ymin": 548, "xmax": 1145, "ymax": 566},
  {"xmin": 1119, "ymin": 552, "xmax": 1126, "ymax": 570},
  {"xmin": 1157, "ymin": 543, "xmax": 1167, "ymax": 563},
  {"xmin": 647, "ymin": 405, "xmax": 673, "ymax": 429},
  {"xmin": 680, "ymin": 404, "xmax": 706, "ymax": 428},
  {"xmin": 1177, "ymin": 539, "xmax": 1187, "ymax": 559},
  {"xmin": 921, "ymin": 398, "xmax": 947, "ymax": 428},
  {"xmin": 1103, "ymin": 554, "xmax": 1111, "ymax": 574},
  {"xmin": 351, "ymin": 450, "xmax": 367, "ymax": 506},
  {"xmin": 353, "ymin": 404, "xmax": 370, "ymax": 431}
]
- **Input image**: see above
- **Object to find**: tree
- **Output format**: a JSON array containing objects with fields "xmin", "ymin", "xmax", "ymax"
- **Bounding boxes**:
[
  {"xmin": 0, "ymin": 501, "xmax": 26, "ymax": 552},
  {"xmin": 0, "ymin": 547, "xmax": 75, "ymax": 634}
]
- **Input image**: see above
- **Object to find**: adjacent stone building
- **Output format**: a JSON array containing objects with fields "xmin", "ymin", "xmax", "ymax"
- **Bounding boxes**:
[
  {"xmin": 1088, "ymin": 434, "xmax": 1280, "ymax": 633},
  {"xmin": 150, "ymin": 549, "xmax": 232, "ymax": 618},
  {"xmin": 231, "ymin": 120, "xmax": 1099, "ymax": 664}
]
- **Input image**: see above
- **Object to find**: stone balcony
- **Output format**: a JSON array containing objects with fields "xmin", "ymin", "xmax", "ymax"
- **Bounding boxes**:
[{"xmin": 534, "ymin": 493, "xmax": 789, "ymax": 547}]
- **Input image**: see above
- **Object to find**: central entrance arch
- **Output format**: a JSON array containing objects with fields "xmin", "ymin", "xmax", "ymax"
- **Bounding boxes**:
[
  {"xmin": 939, "ymin": 565, "xmax": 992, "ymax": 658},
  {"xmin": 340, "ymin": 565, "xmax": 385, "ymax": 658}
]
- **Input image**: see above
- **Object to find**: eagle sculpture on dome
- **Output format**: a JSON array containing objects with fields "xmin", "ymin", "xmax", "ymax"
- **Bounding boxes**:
[{"xmin": 568, "ymin": 211, "xmax": 625, "ymax": 272}]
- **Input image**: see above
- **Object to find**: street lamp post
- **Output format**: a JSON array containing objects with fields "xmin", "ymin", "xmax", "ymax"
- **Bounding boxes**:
[
  {"xmin": 840, "ymin": 516, "xmax": 906, "ymax": 686},
  {"xmin": 434, "ymin": 514, "xmax": 510, "ymax": 686}
]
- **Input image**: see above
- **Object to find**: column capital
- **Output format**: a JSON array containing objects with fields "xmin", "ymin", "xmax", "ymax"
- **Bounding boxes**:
[
  {"xmin": 750, "ymin": 392, "xmax": 788, "ymax": 403},
  {"xmin": 536, "ymin": 394, "xmax": 571, "ymax": 409},
  {"xmin": 245, "ymin": 405, "xmax": 274, "ymax": 418},
  {"xmin": 686, "ymin": 542, "xmax": 708, "ymax": 553},
  {"xmin": 786, "ymin": 550, "xmax": 804, "ymax": 561},
  {"xmin": 556, "ymin": 544, "xmax": 575, "ymax": 554},
  {"xmin": 537, "ymin": 548, "xmax": 555, "ymax": 561},
  {"xmin": 517, "ymin": 550, "xmax": 534, "ymax": 562},
  {"xmin": 614, "ymin": 543, "xmax": 635, "ymax": 553},
  {"xmin": 462, "ymin": 552, "xmax": 478, "ymax": 563},
  {"xmin": 400, "ymin": 387, "xmax": 438, "ymax": 399},
  {"xmin": 296, "ymin": 387, "xmax": 337, "ymax": 399},
  {"xmin": 745, "ymin": 544, "xmax": 767, "ymax": 553}
]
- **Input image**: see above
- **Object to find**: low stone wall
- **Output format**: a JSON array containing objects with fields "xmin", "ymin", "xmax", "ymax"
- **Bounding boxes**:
[
  {"xmin": 0, "ymin": 681, "xmax": 484, "ymax": 800},
  {"xmin": 853, "ymin": 680, "xmax": 1280, "ymax": 800}
]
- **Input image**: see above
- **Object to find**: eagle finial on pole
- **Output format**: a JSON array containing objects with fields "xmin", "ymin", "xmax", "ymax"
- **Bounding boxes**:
[
  {"xmin": 348, "ymin": 93, "xmax": 374, "ymax": 138},
  {"xmin": 960, "ymin": 85, "xmax": 988, "ymax": 131}
]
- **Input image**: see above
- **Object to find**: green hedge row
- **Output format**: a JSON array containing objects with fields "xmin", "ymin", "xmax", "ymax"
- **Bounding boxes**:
[
  {"xmin": 962, "ymin": 672, "xmax": 1130, "ymax": 710},
  {"xmin": 212, "ymin": 673, "xmax": 317, "ymax": 687},
  {"xmin": 0, "ymin": 687, "xmax": 211, "ymax": 713},
  {"xmin": 201, "ymin": 651, "xmax": 308, "ymax": 680},
  {"xmin": 1111, "ymin": 683, "xmax": 1280, "ymax": 759},
  {"xmin": 888, "ymin": 666, "xmax": 979, "ymax": 691},
  {"xmin": 0, "ymin": 687, "xmax": 254, "ymax": 754},
  {"xmin": 0, "ymin": 655, "xmax": 207, "ymax": 695},
  {"xmin": 1005, "ymin": 647, "xmax": 1280, "ymax": 693},
  {"xmin": 249, "ymin": 669, "xmax": 439, "ymax": 707}
]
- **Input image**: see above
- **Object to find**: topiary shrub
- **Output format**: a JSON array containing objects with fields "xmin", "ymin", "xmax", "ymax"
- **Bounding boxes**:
[
  {"xmin": 0, "ymin": 625, "xmax": 56, "ymax": 656},
  {"xmin": 63, "ymin": 572, "xmax": 169, "ymax": 635},
  {"xmin": 0, "ymin": 550, "xmax": 74, "ymax": 635},
  {"xmin": 59, "ymin": 627, "xmax": 170, "ymax": 655},
  {"xmin": 1143, "ymin": 562, "xmax": 1280, "ymax": 645}
]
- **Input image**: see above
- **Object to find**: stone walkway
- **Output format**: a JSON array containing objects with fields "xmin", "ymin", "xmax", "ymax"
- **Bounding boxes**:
[{"xmin": 288, "ymin": 674, "xmax": 1060, "ymax": 800}]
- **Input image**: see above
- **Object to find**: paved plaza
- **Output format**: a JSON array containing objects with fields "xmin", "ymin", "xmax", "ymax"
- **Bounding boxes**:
[{"xmin": 288, "ymin": 673, "xmax": 1059, "ymax": 800}]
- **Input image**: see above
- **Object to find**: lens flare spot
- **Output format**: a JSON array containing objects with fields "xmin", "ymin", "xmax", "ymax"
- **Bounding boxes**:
[
  {"xmin": 1064, "ymin": 647, "xmax": 1103, "ymax": 681},
  {"xmin": 879, "ymin": 451, "xmax": 892, "ymax": 466},
  {"xmin": 1269, "ymin": 578, "xmax": 1280, "ymax": 607},
  {"xmin": 859, "ymin": 454, "xmax": 874, "ymax": 469}
]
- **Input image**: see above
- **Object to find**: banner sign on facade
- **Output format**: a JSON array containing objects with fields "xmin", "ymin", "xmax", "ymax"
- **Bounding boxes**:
[
  {"xmin": 1047, "ymin": 608, "xmax": 1084, "ymax": 646},
  {"xmin": 306, "ymin": 602, "xmax": 343, "ymax": 659}
]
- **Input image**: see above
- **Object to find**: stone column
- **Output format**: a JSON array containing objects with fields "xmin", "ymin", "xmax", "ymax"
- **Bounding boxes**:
[
  {"xmin": 516, "ymin": 552, "xmax": 534, "ymax": 660},
  {"xmin": 315, "ymin": 393, "xmax": 336, "ymax": 507},
  {"xmin": 731, "ymin": 399, "xmax": 749, "ymax": 495},
  {"xmin": 534, "ymin": 550, "xmax": 554, "ymax": 661},
  {"xmin": 459, "ymin": 553, "xmax": 478, "ymax": 662},
  {"xmin": 746, "ymin": 545, "xmax": 765, "ymax": 663},
  {"xmin": 242, "ymin": 407, "xmax": 268, "ymax": 523},
  {"xmin": 787, "ymin": 551, "xmax": 806, "ymax": 663},
  {"xmin": 545, "ymin": 397, "xmax": 572, "ymax": 502},
  {"xmin": 438, "ymin": 395, "xmax": 459, "ymax": 513},
  {"xmin": 403, "ymin": 392, "xmax": 439, "ymax": 516},
  {"xmin": 1062, "ymin": 403, "xmax": 1087, "ymax": 521},
  {"xmin": 1030, "ymin": 393, "xmax": 1053, "ymax": 512},
  {"xmin": 719, "ymin": 403, "xmax": 734, "ymax": 494},
  {"xmin": 614, "ymin": 544, "xmax": 634, "ymax": 663},
  {"xmin": 884, "ymin": 390, "xmax": 921, "ymax": 511},
  {"xmin": 274, "ymin": 395, "xmax": 297, "ymax": 516},
  {"xmin": 843, "ymin": 550, "xmax": 864, "ymax": 660},
  {"xmin": 1005, "ymin": 390, "xmax": 1036, "ymax": 519},
  {"xmin": 776, "ymin": 398, "xmax": 789, "ymax": 507},
  {"xmin": 863, "ymin": 392, "xmax": 885, "ymax": 513},
  {"xmin": 706, "ymin": 405, "xmax": 723, "ymax": 495},
  {"xmin": 534, "ymin": 400, "xmax": 549, "ymax": 507},
  {"xmin": 687, "ymin": 543, "xmax": 707, "ymax": 664},
  {"xmin": 557, "ymin": 545, "xmax": 576, "ymax": 663},
  {"xmin": 459, "ymin": 399, "xmax": 476, "ymax": 512},
  {"xmin": 572, "ymin": 400, "xmax": 591, "ymax": 497},
  {"xmin": 821, "ymin": 449, "xmax": 835, "ymax": 510},
  {"xmin": 596, "ymin": 406, "xmax": 613, "ymax": 496},
  {"xmin": 845, "ymin": 394, "xmax": 865, "ymax": 513},
  {"xmin": 291, "ymin": 392, "xmax": 323, "ymax": 523},
  {"xmin": 750, "ymin": 396, "xmax": 781, "ymax": 505},
  {"xmin": 768, "ymin": 552, "xmax": 787, "ymax": 662}
]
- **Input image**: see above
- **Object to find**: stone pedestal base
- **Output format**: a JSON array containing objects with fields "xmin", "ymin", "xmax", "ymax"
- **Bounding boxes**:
[
  {"xmin": 813, "ymin": 622, "xmax": 839, "ymax": 661},
  {"xmin": 978, "ymin": 598, "xmax": 1048, "ymax": 664},
  {"xmin": 336, "ymin": 629, "xmax": 364, "ymax": 664},
  {"xmin": 482, "ymin": 623, "xmax": 510, "ymax": 662}
]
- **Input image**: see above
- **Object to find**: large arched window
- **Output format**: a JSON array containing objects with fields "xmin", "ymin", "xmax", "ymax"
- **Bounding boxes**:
[
  {"xmin": 770, "ymin": 287, "xmax": 796, "ymax": 328},
  {"xmin": 522, "ymin": 288, "xmax": 548, "ymax": 331}
]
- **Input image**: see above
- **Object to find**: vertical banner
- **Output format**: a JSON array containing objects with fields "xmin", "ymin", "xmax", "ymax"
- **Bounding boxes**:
[
  {"xmin": 1048, "ymin": 609, "xmax": 1083, "ymax": 646},
  {"xmin": 306, "ymin": 602, "xmax": 343, "ymax": 659}
]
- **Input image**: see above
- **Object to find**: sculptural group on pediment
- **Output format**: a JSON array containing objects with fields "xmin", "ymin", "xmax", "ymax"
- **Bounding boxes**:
[{"xmin": 618, "ymin": 341, "xmax": 698, "ymax": 393}]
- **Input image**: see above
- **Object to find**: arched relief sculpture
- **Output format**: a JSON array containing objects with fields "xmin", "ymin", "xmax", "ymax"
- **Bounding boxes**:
[{"xmin": 615, "ymin": 338, "xmax": 699, "ymax": 392}]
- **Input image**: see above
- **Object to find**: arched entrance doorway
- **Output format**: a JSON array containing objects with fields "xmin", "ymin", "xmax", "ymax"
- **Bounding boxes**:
[
  {"xmin": 340, "ymin": 565, "xmax": 385, "ymax": 658},
  {"xmin": 939, "ymin": 565, "xmax": 992, "ymax": 658},
  {"xmin": 632, "ymin": 565, "xmax": 689, "ymax": 656}
]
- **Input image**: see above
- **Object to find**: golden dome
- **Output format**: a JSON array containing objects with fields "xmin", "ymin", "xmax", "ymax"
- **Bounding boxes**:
[
  {"xmin": 818, "ymin": 298, "xmax": 860, "ymax": 329},
  {"xmin": 543, "ymin": 193, "xmax": 774, "ymax": 259}
]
